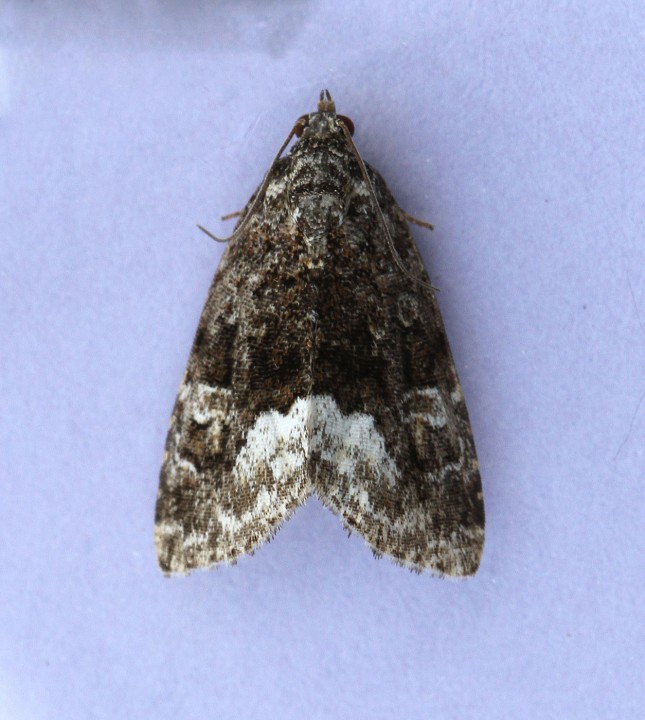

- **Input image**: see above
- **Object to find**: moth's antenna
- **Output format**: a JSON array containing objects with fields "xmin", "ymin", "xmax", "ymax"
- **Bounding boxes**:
[
  {"xmin": 197, "ymin": 124, "xmax": 300, "ymax": 244},
  {"xmin": 337, "ymin": 121, "xmax": 436, "ymax": 292},
  {"xmin": 318, "ymin": 88, "xmax": 336, "ymax": 113}
]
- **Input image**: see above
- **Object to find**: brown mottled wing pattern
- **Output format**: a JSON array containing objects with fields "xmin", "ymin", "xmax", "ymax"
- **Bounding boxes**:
[
  {"xmin": 155, "ymin": 158, "xmax": 318, "ymax": 574},
  {"xmin": 155, "ymin": 96, "xmax": 484, "ymax": 577},
  {"xmin": 311, "ymin": 166, "xmax": 484, "ymax": 576}
]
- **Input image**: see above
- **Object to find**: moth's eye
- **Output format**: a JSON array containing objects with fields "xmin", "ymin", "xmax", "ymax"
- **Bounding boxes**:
[
  {"xmin": 337, "ymin": 115, "xmax": 355, "ymax": 136},
  {"xmin": 293, "ymin": 115, "xmax": 309, "ymax": 137}
]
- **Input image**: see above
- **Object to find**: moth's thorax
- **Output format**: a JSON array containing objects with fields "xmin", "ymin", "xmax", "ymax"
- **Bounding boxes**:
[
  {"xmin": 301, "ymin": 111, "xmax": 338, "ymax": 139},
  {"xmin": 286, "ymin": 111, "xmax": 357, "ymax": 243}
]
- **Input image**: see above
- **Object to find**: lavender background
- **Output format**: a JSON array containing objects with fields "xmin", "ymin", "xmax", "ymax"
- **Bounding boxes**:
[{"xmin": 2, "ymin": 2, "xmax": 644, "ymax": 718}]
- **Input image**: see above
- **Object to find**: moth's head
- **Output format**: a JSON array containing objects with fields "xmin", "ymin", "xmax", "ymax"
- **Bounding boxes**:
[{"xmin": 293, "ymin": 89, "xmax": 355, "ymax": 139}]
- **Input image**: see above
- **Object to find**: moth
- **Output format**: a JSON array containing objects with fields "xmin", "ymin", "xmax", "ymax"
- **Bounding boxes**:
[{"xmin": 155, "ymin": 90, "xmax": 484, "ymax": 577}]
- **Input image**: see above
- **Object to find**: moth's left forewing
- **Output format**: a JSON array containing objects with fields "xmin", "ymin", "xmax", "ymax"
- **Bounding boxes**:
[{"xmin": 155, "ymin": 188, "xmax": 315, "ymax": 575}]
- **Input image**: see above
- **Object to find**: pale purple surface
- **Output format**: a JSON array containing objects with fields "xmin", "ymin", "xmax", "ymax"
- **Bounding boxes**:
[{"xmin": 1, "ymin": 2, "xmax": 644, "ymax": 718}]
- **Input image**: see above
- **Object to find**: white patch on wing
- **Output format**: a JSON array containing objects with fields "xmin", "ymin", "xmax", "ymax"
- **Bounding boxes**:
[
  {"xmin": 188, "ymin": 383, "xmax": 232, "ymax": 453},
  {"xmin": 159, "ymin": 388, "xmax": 478, "ymax": 575},
  {"xmin": 311, "ymin": 395, "xmax": 400, "ymax": 486},
  {"xmin": 234, "ymin": 399, "xmax": 309, "ymax": 483},
  {"xmin": 191, "ymin": 383, "xmax": 231, "ymax": 421},
  {"xmin": 264, "ymin": 175, "xmax": 288, "ymax": 201},
  {"xmin": 215, "ymin": 395, "xmax": 402, "ymax": 541},
  {"xmin": 217, "ymin": 486, "xmax": 280, "ymax": 536},
  {"xmin": 403, "ymin": 387, "xmax": 468, "ymax": 483},
  {"xmin": 234, "ymin": 394, "xmax": 400, "ymax": 488},
  {"xmin": 410, "ymin": 387, "xmax": 449, "ymax": 428}
]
